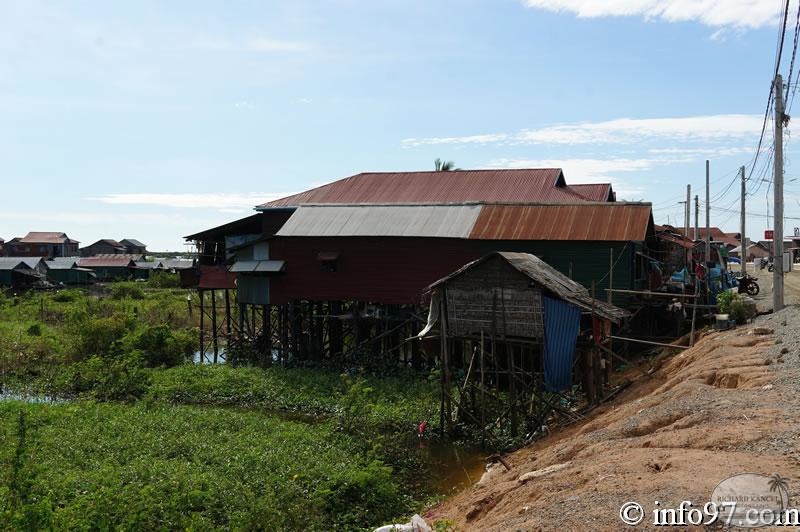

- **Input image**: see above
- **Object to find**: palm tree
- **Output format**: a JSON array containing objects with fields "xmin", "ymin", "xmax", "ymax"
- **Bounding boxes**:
[
  {"xmin": 769, "ymin": 473, "xmax": 790, "ymax": 510},
  {"xmin": 434, "ymin": 158, "xmax": 457, "ymax": 171}
]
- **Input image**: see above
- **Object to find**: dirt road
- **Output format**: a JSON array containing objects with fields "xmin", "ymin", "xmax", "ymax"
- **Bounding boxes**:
[
  {"xmin": 736, "ymin": 262, "xmax": 800, "ymax": 309},
  {"xmin": 428, "ymin": 307, "xmax": 800, "ymax": 530}
]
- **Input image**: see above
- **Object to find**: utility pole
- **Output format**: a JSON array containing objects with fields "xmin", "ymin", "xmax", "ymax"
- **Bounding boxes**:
[
  {"xmin": 740, "ymin": 166, "xmax": 747, "ymax": 274},
  {"xmin": 685, "ymin": 184, "xmax": 691, "ymax": 237},
  {"xmin": 774, "ymin": 74, "xmax": 785, "ymax": 311},
  {"xmin": 694, "ymin": 195, "xmax": 699, "ymax": 241},
  {"xmin": 705, "ymin": 160, "xmax": 710, "ymax": 263}
]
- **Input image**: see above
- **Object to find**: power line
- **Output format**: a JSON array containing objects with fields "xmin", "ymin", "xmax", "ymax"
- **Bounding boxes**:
[{"xmin": 749, "ymin": 0, "xmax": 791, "ymax": 181}]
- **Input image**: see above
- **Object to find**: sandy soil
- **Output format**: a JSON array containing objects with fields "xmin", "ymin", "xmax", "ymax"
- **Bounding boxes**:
[{"xmin": 428, "ymin": 306, "xmax": 800, "ymax": 531}]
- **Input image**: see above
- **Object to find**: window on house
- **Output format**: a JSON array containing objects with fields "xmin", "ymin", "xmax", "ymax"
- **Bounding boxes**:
[{"xmin": 317, "ymin": 251, "xmax": 339, "ymax": 272}]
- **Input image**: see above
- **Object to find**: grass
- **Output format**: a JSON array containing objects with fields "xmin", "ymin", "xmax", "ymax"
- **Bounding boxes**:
[
  {"xmin": 148, "ymin": 364, "xmax": 440, "ymax": 430},
  {"xmin": 0, "ymin": 286, "xmax": 448, "ymax": 530},
  {"xmin": 0, "ymin": 401, "xmax": 416, "ymax": 530}
]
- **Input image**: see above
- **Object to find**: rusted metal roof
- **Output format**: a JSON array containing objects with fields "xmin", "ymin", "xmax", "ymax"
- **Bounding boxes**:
[
  {"xmin": 259, "ymin": 169, "xmax": 598, "ymax": 208},
  {"xmin": 275, "ymin": 204, "xmax": 483, "ymax": 238},
  {"xmin": 470, "ymin": 203, "xmax": 652, "ymax": 241},
  {"xmin": 568, "ymin": 183, "xmax": 614, "ymax": 202},
  {"xmin": 19, "ymin": 232, "xmax": 77, "ymax": 244},
  {"xmin": 427, "ymin": 252, "xmax": 629, "ymax": 323},
  {"xmin": 78, "ymin": 257, "xmax": 135, "ymax": 268}
]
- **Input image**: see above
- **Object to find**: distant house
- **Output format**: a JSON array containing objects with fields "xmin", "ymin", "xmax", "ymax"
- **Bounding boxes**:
[
  {"xmin": 730, "ymin": 242, "xmax": 770, "ymax": 262},
  {"xmin": 6, "ymin": 232, "xmax": 79, "ymax": 258},
  {"xmin": 77, "ymin": 256, "xmax": 136, "ymax": 281},
  {"xmin": 120, "ymin": 239, "xmax": 147, "ymax": 256},
  {"xmin": 45, "ymin": 257, "xmax": 95, "ymax": 285},
  {"xmin": 0, "ymin": 258, "xmax": 44, "ymax": 287},
  {"xmin": 80, "ymin": 239, "xmax": 127, "ymax": 257}
]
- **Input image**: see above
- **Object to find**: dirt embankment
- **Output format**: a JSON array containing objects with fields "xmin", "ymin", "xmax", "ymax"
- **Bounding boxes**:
[{"xmin": 430, "ymin": 308, "xmax": 800, "ymax": 531}]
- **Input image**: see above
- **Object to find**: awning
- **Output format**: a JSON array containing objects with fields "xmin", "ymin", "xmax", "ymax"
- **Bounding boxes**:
[{"xmin": 229, "ymin": 260, "xmax": 286, "ymax": 273}]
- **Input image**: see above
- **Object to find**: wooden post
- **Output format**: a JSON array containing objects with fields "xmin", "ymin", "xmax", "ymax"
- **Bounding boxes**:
[
  {"xmin": 199, "ymin": 289, "xmax": 205, "ymax": 364},
  {"xmin": 262, "ymin": 304, "xmax": 270, "ymax": 366},
  {"xmin": 480, "ymin": 329, "xmax": 486, "ymax": 446},
  {"xmin": 211, "ymin": 290, "xmax": 219, "ymax": 363},
  {"xmin": 224, "ymin": 289, "xmax": 232, "ymax": 340},
  {"xmin": 440, "ymin": 290, "xmax": 452, "ymax": 435}
]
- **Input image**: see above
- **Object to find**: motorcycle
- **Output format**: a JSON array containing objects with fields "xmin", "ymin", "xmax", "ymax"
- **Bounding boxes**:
[
  {"xmin": 737, "ymin": 273, "xmax": 760, "ymax": 296},
  {"xmin": 758, "ymin": 257, "xmax": 774, "ymax": 272}
]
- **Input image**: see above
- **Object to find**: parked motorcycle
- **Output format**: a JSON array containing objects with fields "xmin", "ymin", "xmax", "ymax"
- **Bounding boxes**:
[
  {"xmin": 737, "ymin": 273, "xmax": 760, "ymax": 296},
  {"xmin": 758, "ymin": 257, "xmax": 774, "ymax": 272}
]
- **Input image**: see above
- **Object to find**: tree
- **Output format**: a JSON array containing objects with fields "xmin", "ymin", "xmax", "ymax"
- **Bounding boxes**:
[
  {"xmin": 434, "ymin": 158, "xmax": 457, "ymax": 171},
  {"xmin": 769, "ymin": 473, "xmax": 790, "ymax": 510}
]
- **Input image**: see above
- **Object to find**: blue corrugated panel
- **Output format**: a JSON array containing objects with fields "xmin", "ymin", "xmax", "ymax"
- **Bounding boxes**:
[{"xmin": 543, "ymin": 296, "xmax": 581, "ymax": 392}]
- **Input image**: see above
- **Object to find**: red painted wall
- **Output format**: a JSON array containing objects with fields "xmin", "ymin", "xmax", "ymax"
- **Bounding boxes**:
[{"xmin": 268, "ymin": 236, "xmax": 482, "ymax": 304}]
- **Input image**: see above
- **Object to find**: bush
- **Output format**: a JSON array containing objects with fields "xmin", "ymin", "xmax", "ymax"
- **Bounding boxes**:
[
  {"xmin": 110, "ymin": 283, "xmax": 145, "ymax": 301},
  {"xmin": 57, "ymin": 353, "xmax": 150, "ymax": 400},
  {"xmin": 124, "ymin": 325, "xmax": 194, "ymax": 368},
  {"xmin": 717, "ymin": 290, "xmax": 747, "ymax": 324},
  {"xmin": 147, "ymin": 271, "xmax": 180, "ymax": 289},
  {"xmin": 73, "ymin": 316, "xmax": 132, "ymax": 358},
  {"xmin": 317, "ymin": 460, "xmax": 404, "ymax": 529},
  {"xmin": 51, "ymin": 290, "xmax": 81, "ymax": 303},
  {"xmin": 26, "ymin": 323, "xmax": 42, "ymax": 337}
]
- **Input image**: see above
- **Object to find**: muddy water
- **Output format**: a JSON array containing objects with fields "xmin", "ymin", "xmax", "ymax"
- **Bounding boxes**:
[{"xmin": 400, "ymin": 434, "xmax": 487, "ymax": 493}]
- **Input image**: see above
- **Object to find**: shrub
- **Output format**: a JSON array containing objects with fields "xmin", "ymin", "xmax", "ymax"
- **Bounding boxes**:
[
  {"xmin": 317, "ymin": 460, "xmax": 403, "ymax": 529},
  {"xmin": 717, "ymin": 291, "xmax": 747, "ymax": 324},
  {"xmin": 124, "ymin": 325, "xmax": 194, "ymax": 368},
  {"xmin": 147, "ymin": 271, "xmax": 180, "ymax": 289},
  {"xmin": 51, "ymin": 290, "xmax": 81, "ymax": 303},
  {"xmin": 58, "ymin": 353, "xmax": 150, "ymax": 400},
  {"xmin": 74, "ymin": 316, "xmax": 131, "ymax": 358},
  {"xmin": 110, "ymin": 283, "xmax": 145, "ymax": 300},
  {"xmin": 26, "ymin": 323, "xmax": 42, "ymax": 337}
]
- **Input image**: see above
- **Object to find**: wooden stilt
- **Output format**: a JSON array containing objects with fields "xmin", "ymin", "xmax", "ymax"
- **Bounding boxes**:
[{"xmin": 211, "ymin": 290, "xmax": 219, "ymax": 363}]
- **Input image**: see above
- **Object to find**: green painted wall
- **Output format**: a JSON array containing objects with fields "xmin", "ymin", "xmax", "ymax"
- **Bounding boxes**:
[{"xmin": 478, "ymin": 241, "xmax": 640, "ymax": 305}]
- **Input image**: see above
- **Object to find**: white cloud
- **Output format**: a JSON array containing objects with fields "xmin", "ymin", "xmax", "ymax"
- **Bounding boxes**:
[
  {"xmin": 403, "ymin": 114, "xmax": 763, "ymax": 147},
  {"xmin": 522, "ymin": 0, "xmax": 782, "ymax": 29},
  {"xmin": 489, "ymin": 156, "xmax": 689, "ymax": 180},
  {"xmin": 87, "ymin": 192, "xmax": 293, "ymax": 210}
]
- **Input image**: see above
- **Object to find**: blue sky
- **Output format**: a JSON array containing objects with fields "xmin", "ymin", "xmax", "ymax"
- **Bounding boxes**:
[{"xmin": 1, "ymin": 0, "xmax": 798, "ymax": 250}]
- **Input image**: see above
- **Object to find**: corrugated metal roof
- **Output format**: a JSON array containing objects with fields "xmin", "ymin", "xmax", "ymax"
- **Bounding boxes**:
[
  {"xmin": 470, "ymin": 203, "xmax": 652, "ymax": 241},
  {"xmin": 161, "ymin": 259, "xmax": 195, "ymax": 270},
  {"xmin": 0, "ymin": 258, "xmax": 28, "ymax": 271},
  {"xmin": 230, "ymin": 260, "xmax": 286, "ymax": 273},
  {"xmin": 568, "ymin": 183, "xmax": 613, "ymax": 201},
  {"xmin": 275, "ymin": 204, "xmax": 483, "ymax": 238},
  {"xmin": 427, "ymin": 252, "xmax": 629, "ymax": 323},
  {"xmin": 259, "ymin": 169, "xmax": 598, "ymax": 208},
  {"xmin": 78, "ymin": 257, "xmax": 135, "ymax": 267},
  {"xmin": 19, "ymin": 232, "xmax": 75, "ymax": 244},
  {"xmin": 46, "ymin": 257, "xmax": 79, "ymax": 270},
  {"xmin": 121, "ymin": 238, "xmax": 146, "ymax": 247}
]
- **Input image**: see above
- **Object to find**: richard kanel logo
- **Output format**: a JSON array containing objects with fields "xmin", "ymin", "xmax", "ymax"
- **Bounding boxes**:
[
  {"xmin": 620, "ymin": 473, "xmax": 797, "ymax": 528},
  {"xmin": 710, "ymin": 472, "xmax": 793, "ymax": 528}
]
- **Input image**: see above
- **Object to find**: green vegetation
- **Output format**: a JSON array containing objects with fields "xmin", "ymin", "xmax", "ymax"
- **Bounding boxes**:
[
  {"xmin": 0, "ymin": 287, "xmax": 447, "ymax": 530},
  {"xmin": 717, "ymin": 290, "xmax": 747, "ymax": 324},
  {"xmin": 0, "ymin": 401, "xmax": 415, "ymax": 530}
]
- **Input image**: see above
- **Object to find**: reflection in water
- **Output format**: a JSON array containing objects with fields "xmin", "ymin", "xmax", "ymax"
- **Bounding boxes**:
[{"xmin": 403, "ymin": 434, "xmax": 486, "ymax": 493}]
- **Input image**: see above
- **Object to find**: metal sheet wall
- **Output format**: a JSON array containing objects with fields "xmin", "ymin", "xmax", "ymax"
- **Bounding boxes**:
[{"xmin": 542, "ymin": 296, "xmax": 581, "ymax": 392}]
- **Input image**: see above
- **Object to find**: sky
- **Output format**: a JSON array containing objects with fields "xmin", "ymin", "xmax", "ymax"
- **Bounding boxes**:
[{"xmin": 2, "ymin": 0, "xmax": 800, "ymax": 250}]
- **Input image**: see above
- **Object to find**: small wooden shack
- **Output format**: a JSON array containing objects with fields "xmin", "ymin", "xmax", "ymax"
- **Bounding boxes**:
[{"xmin": 420, "ymin": 251, "xmax": 628, "ymax": 439}]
